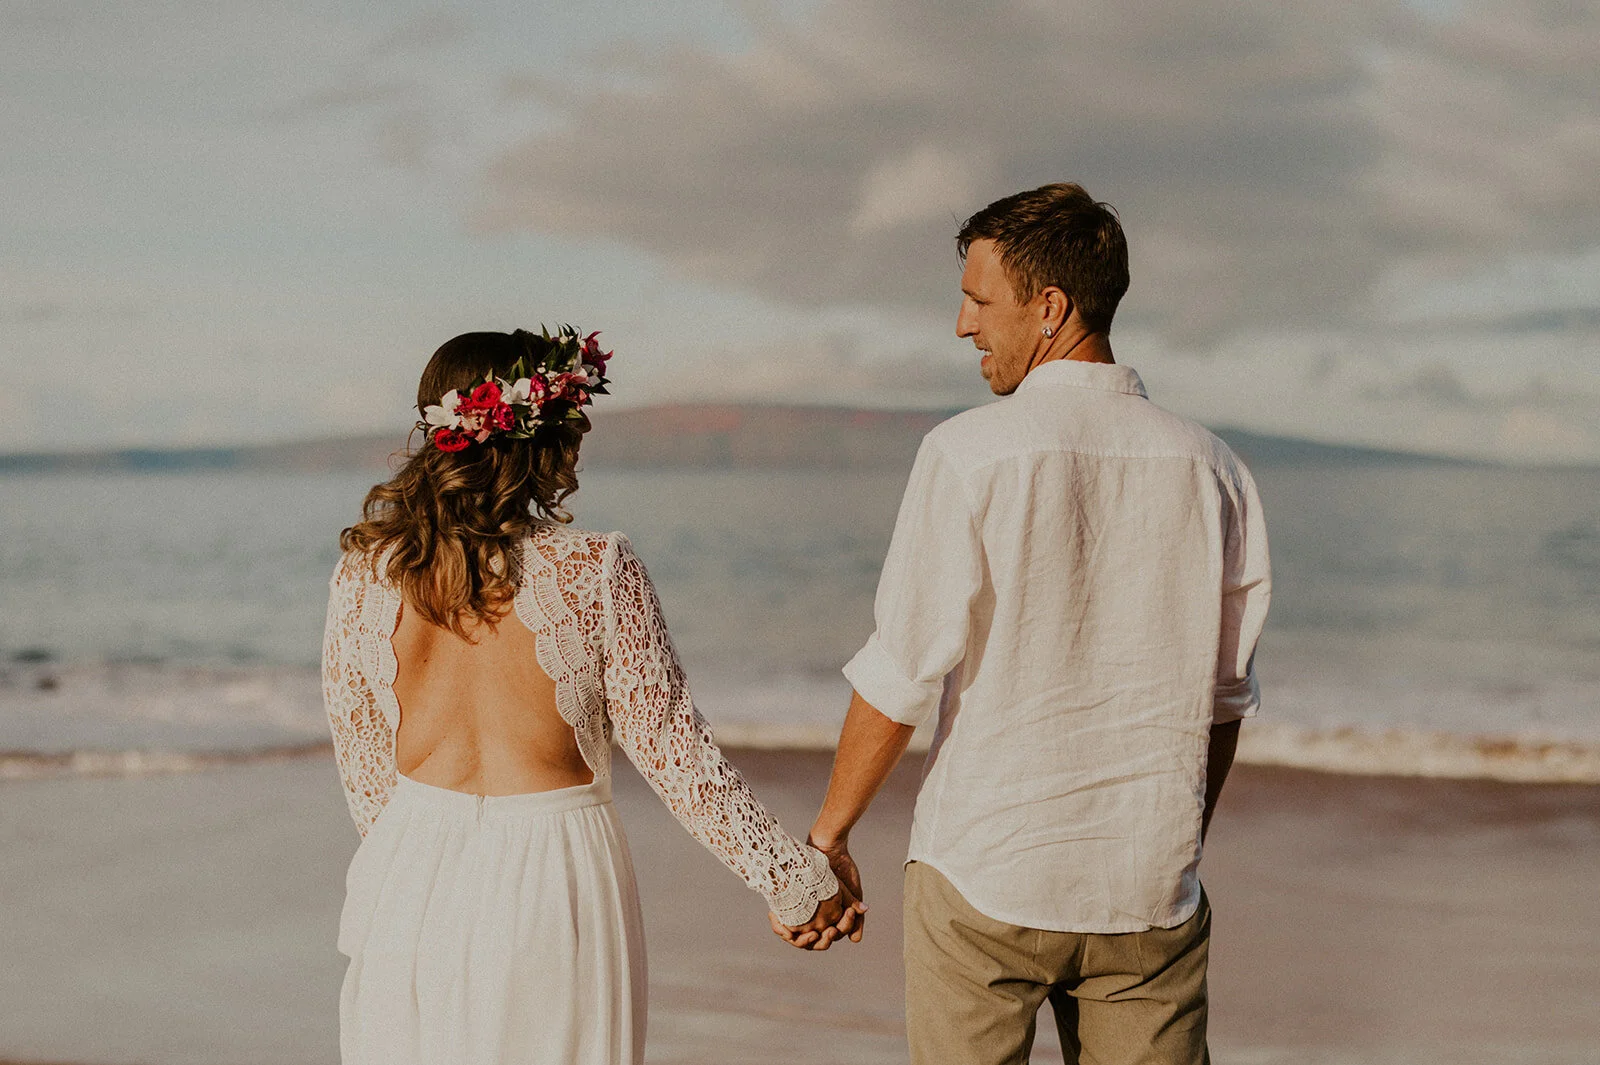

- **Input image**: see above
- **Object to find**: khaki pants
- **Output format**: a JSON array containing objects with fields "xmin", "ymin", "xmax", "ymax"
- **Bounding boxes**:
[{"xmin": 903, "ymin": 862, "xmax": 1210, "ymax": 1065}]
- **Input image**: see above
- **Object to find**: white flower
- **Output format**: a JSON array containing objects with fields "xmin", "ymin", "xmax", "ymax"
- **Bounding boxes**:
[
  {"xmin": 585, "ymin": 373, "xmax": 601, "ymax": 387},
  {"xmin": 422, "ymin": 389, "xmax": 462, "ymax": 428},
  {"xmin": 507, "ymin": 378, "xmax": 535, "ymax": 404}
]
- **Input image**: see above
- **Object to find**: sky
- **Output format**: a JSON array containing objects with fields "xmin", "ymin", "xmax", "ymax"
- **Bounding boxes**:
[{"xmin": 3, "ymin": 0, "xmax": 1598, "ymax": 462}]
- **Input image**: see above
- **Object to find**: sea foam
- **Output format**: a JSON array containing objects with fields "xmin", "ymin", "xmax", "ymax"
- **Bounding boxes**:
[{"xmin": 2, "ymin": 665, "xmax": 1596, "ymax": 784}]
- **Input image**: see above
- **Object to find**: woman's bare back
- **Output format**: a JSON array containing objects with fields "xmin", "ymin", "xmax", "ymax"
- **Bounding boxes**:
[{"xmin": 389, "ymin": 601, "xmax": 593, "ymax": 796}]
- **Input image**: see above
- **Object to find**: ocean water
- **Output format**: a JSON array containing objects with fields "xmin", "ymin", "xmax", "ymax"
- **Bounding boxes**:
[{"xmin": 1, "ymin": 460, "xmax": 1597, "ymax": 779}]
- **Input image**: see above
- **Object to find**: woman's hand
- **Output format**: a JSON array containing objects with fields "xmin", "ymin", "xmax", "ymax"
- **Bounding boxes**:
[{"xmin": 769, "ymin": 883, "xmax": 867, "ymax": 951}]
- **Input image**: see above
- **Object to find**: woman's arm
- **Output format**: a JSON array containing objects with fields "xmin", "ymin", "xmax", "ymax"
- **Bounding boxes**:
[
  {"xmin": 321, "ymin": 558, "xmax": 399, "ymax": 836},
  {"xmin": 599, "ymin": 534, "xmax": 848, "ymax": 930}
]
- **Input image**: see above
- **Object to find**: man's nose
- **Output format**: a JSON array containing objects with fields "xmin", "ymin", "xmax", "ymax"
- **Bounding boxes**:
[{"xmin": 955, "ymin": 304, "xmax": 975, "ymax": 337}]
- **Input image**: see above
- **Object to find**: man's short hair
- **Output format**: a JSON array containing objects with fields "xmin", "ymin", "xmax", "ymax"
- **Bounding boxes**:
[{"xmin": 956, "ymin": 183, "xmax": 1130, "ymax": 334}]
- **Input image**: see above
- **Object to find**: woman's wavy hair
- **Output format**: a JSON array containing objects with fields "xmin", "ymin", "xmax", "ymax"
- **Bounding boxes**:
[{"xmin": 340, "ymin": 329, "xmax": 588, "ymax": 637}]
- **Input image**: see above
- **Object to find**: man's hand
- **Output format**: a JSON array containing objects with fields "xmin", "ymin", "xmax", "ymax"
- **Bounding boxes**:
[
  {"xmin": 767, "ymin": 691, "xmax": 908, "ymax": 951},
  {"xmin": 769, "ymin": 884, "xmax": 867, "ymax": 951},
  {"xmin": 1203, "ymin": 718, "xmax": 1241, "ymax": 841},
  {"xmin": 808, "ymin": 832, "xmax": 864, "ymax": 943}
]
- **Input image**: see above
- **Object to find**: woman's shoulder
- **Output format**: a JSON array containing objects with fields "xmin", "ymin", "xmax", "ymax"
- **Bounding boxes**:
[
  {"xmin": 329, "ymin": 547, "xmax": 372, "ymax": 589},
  {"xmin": 524, "ymin": 521, "xmax": 629, "ymax": 567},
  {"xmin": 326, "ymin": 550, "xmax": 397, "ymax": 617}
]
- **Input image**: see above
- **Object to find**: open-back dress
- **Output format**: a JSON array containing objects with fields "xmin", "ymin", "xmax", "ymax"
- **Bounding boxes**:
[{"xmin": 322, "ymin": 523, "xmax": 838, "ymax": 1065}]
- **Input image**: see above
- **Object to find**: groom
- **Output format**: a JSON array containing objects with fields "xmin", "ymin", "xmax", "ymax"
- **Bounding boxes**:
[{"xmin": 803, "ymin": 184, "xmax": 1271, "ymax": 1064}]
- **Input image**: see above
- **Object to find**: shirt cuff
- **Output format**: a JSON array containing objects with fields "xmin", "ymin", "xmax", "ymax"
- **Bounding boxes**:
[
  {"xmin": 843, "ymin": 633, "xmax": 942, "ymax": 727},
  {"xmin": 765, "ymin": 846, "xmax": 841, "ymax": 928},
  {"xmin": 1213, "ymin": 671, "xmax": 1260, "ymax": 724}
]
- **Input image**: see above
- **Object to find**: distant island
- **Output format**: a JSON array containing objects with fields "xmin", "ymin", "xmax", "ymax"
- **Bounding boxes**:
[{"xmin": 0, "ymin": 403, "xmax": 1491, "ymax": 474}]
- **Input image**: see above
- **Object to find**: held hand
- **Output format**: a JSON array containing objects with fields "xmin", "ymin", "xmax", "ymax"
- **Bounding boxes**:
[
  {"xmin": 769, "ymin": 883, "xmax": 867, "ymax": 951},
  {"xmin": 807, "ymin": 831, "xmax": 865, "ymax": 944}
]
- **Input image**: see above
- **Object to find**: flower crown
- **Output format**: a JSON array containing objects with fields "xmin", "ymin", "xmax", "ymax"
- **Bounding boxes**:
[{"xmin": 418, "ymin": 325, "xmax": 612, "ymax": 453}]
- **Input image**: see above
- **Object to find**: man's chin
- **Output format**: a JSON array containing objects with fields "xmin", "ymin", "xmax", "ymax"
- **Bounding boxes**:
[
  {"xmin": 982, "ymin": 368, "xmax": 1017, "ymax": 395},
  {"xmin": 979, "ymin": 354, "xmax": 998, "ymax": 386}
]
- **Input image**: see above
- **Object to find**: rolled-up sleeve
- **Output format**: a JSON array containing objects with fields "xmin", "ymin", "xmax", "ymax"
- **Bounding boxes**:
[
  {"xmin": 844, "ymin": 435, "xmax": 982, "ymax": 727},
  {"xmin": 1214, "ymin": 460, "xmax": 1272, "ymax": 723}
]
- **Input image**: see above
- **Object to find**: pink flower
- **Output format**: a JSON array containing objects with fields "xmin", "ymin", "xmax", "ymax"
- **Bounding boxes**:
[
  {"xmin": 509, "ymin": 376, "xmax": 548, "ymax": 408},
  {"xmin": 548, "ymin": 372, "xmax": 590, "ymax": 405},
  {"xmin": 433, "ymin": 428, "xmax": 471, "ymax": 452},
  {"xmin": 581, "ymin": 331, "xmax": 611, "ymax": 375}
]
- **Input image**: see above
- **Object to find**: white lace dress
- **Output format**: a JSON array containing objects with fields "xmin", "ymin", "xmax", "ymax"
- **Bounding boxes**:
[{"xmin": 322, "ymin": 523, "xmax": 838, "ymax": 1065}]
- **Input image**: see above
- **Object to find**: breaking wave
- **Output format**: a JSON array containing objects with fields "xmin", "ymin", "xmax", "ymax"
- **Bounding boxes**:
[
  {"xmin": 3, "ymin": 664, "xmax": 1597, "ymax": 784},
  {"xmin": 4, "ymin": 724, "xmax": 1597, "ymax": 786},
  {"xmin": 0, "ymin": 742, "xmax": 333, "ymax": 781}
]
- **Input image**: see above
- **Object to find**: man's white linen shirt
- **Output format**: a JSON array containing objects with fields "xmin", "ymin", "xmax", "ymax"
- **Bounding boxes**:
[{"xmin": 844, "ymin": 359, "xmax": 1271, "ymax": 934}]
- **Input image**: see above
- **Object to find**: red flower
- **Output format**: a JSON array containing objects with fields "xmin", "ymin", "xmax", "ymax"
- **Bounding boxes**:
[
  {"xmin": 463, "ymin": 381, "xmax": 503, "ymax": 408},
  {"xmin": 434, "ymin": 428, "xmax": 471, "ymax": 452},
  {"xmin": 453, "ymin": 381, "xmax": 516, "ymax": 439}
]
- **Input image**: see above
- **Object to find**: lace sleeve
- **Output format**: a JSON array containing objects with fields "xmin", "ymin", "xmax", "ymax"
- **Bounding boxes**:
[
  {"xmin": 600, "ymin": 534, "xmax": 839, "ymax": 926},
  {"xmin": 321, "ymin": 557, "xmax": 399, "ymax": 836}
]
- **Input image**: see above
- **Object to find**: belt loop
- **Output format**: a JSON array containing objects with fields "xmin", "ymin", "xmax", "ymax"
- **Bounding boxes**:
[{"xmin": 476, "ymin": 793, "xmax": 485, "ymax": 826}]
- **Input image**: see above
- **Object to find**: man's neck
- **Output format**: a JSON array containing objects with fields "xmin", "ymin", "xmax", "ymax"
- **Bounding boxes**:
[{"xmin": 1034, "ymin": 329, "xmax": 1115, "ymax": 371}]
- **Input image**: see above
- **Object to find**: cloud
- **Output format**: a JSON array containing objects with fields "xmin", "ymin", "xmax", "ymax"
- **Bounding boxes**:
[
  {"xmin": 257, "ymin": 78, "xmax": 419, "ymax": 123},
  {"xmin": 367, "ymin": 10, "xmax": 468, "ymax": 60},
  {"xmin": 850, "ymin": 143, "xmax": 996, "ymax": 236},
  {"xmin": 4, "ymin": 0, "xmax": 1596, "ymax": 462},
  {"xmin": 247, "ymin": 11, "xmax": 488, "ymax": 170},
  {"xmin": 1495, "ymin": 404, "xmax": 1598, "ymax": 457},
  {"xmin": 1369, "ymin": 362, "xmax": 1475, "ymax": 407},
  {"xmin": 1124, "ymin": 323, "xmax": 1600, "ymax": 464},
  {"xmin": 1360, "ymin": 2, "xmax": 1600, "ymax": 253},
  {"xmin": 375, "ymin": 107, "xmax": 437, "ymax": 170},
  {"xmin": 479, "ymin": 0, "xmax": 1600, "ymax": 342},
  {"xmin": 0, "ymin": 301, "xmax": 66, "ymax": 325}
]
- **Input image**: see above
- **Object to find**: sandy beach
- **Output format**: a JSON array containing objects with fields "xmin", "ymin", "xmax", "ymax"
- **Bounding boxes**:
[{"xmin": 1, "ymin": 751, "xmax": 1596, "ymax": 1065}]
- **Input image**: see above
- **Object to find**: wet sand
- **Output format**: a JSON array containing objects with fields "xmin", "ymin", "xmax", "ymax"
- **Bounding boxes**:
[{"xmin": 0, "ymin": 751, "xmax": 1596, "ymax": 1064}]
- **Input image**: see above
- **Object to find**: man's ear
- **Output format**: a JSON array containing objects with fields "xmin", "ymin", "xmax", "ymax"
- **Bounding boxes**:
[{"xmin": 1040, "ymin": 287, "xmax": 1071, "ymax": 333}]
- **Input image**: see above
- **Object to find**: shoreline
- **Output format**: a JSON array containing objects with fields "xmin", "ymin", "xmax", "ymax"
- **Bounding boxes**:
[{"xmin": 7, "ymin": 719, "xmax": 1600, "ymax": 785}]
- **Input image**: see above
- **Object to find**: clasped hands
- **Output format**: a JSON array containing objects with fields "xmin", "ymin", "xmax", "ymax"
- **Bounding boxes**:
[{"xmin": 768, "ymin": 833, "xmax": 867, "ymax": 952}]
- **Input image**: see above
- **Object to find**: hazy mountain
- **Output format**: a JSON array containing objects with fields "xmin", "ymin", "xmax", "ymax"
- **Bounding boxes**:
[{"xmin": 0, "ymin": 403, "xmax": 1499, "ymax": 474}]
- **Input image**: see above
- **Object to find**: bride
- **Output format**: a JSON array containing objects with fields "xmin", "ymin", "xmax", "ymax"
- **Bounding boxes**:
[{"xmin": 321, "ymin": 327, "xmax": 862, "ymax": 1065}]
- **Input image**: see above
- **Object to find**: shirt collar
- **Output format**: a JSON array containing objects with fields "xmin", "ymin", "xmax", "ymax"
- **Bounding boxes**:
[{"xmin": 1015, "ymin": 359, "xmax": 1147, "ymax": 399}]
